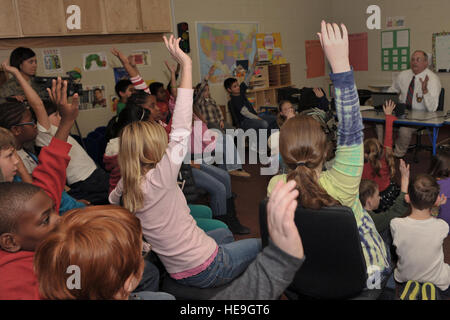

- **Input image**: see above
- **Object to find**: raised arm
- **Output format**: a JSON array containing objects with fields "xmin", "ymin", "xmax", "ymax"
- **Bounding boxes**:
[
  {"xmin": 149, "ymin": 35, "xmax": 193, "ymax": 186},
  {"xmin": 318, "ymin": 21, "xmax": 364, "ymax": 205},
  {"xmin": 32, "ymin": 78, "xmax": 77, "ymax": 211},
  {"xmin": 383, "ymin": 100, "xmax": 397, "ymax": 149},
  {"xmin": 165, "ymin": 60, "xmax": 179, "ymax": 98},
  {"xmin": 1, "ymin": 61, "xmax": 50, "ymax": 130}
]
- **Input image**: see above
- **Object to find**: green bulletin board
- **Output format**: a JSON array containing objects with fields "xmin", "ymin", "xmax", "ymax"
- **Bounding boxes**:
[{"xmin": 381, "ymin": 29, "xmax": 410, "ymax": 71}]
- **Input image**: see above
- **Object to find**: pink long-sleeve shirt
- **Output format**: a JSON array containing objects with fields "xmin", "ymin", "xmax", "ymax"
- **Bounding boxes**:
[{"xmin": 109, "ymin": 88, "xmax": 218, "ymax": 277}]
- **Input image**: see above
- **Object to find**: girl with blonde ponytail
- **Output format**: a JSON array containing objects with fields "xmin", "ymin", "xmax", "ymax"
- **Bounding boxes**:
[
  {"xmin": 109, "ymin": 35, "xmax": 261, "ymax": 289},
  {"xmin": 362, "ymin": 100, "xmax": 399, "ymax": 212},
  {"xmin": 268, "ymin": 21, "xmax": 390, "ymax": 281}
]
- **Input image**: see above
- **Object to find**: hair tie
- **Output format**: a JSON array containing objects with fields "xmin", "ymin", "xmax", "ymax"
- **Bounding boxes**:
[{"xmin": 297, "ymin": 161, "xmax": 307, "ymax": 166}]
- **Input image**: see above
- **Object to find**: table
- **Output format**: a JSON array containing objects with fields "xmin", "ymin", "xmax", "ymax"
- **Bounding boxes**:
[{"xmin": 361, "ymin": 109, "xmax": 447, "ymax": 155}]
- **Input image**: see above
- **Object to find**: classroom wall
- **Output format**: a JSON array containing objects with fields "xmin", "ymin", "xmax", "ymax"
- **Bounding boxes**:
[
  {"xmin": 330, "ymin": 0, "xmax": 450, "ymax": 111},
  {"xmin": 1, "ymin": 0, "xmax": 331, "ymax": 136}
]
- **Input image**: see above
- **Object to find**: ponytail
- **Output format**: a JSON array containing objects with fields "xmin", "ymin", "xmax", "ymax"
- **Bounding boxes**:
[{"xmin": 287, "ymin": 162, "xmax": 340, "ymax": 210}]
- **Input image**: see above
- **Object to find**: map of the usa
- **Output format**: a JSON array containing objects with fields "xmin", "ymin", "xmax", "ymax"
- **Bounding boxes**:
[{"xmin": 196, "ymin": 23, "xmax": 258, "ymax": 83}]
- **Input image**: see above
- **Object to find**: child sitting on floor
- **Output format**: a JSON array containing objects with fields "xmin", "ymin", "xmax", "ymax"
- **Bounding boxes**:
[
  {"xmin": 34, "ymin": 205, "xmax": 174, "ymax": 300},
  {"xmin": 0, "ymin": 79, "xmax": 77, "ymax": 299},
  {"xmin": 115, "ymin": 79, "xmax": 134, "ymax": 115},
  {"xmin": 359, "ymin": 159, "xmax": 410, "ymax": 243},
  {"xmin": 267, "ymin": 21, "xmax": 390, "ymax": 283},
  {"xmin": 362, "ymin": 100, "xmax": 399, "ymax": 212},
  {"xmin": 390, "ymin": 174, "xmax": 450, "ymax": 296}
]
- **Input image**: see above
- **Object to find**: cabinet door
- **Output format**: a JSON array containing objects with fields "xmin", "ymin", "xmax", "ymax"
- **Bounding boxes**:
[
  {"xmin": 140, "ymin": 0, "xmax": 172, "ymax": 32},
  {"xmin": 17, "ymin": 0, "xmax": 66, "ymax": 36},
  {"xmin": 103, "ymin": 0, "xmax": 142, "ymax": 34},
  {"xmin": 0, "ymin": 0, "xmax": 20, "ymax": 38},
  {"xmin": 63, "ymin": 0, "xmax": 104, "ymax": 35}
]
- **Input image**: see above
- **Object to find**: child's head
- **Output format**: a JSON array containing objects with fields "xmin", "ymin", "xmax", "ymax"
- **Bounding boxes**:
[
  {"xmin": 429, "ymin": 145, "xmax": 450, "ymax": 179},
  {"xmin": 126, "ymin": 90, "xmax": 161, "ymax": 122},
  {"xmin": 279, "ymin": 115, "xmax": 340, "ymax": 209},
  {"xmin": 0, "ymin": 127, "xmax": 18, "ymax": 182},
  {"xmin": 364, "ymin": 138, "xmax": 396, "ymax": 179},
  {"xmin": 194, "ymin": 82, "xmax": 210, "ymax": 100},
  {"xmin": 149, "ymin": 82, "xmax": 167, "ymax": 102},
  {"xmin": 0, "ymin": 102, "xmax": 38, "ymax": 146},
  {"xmin": 118, "ymin": 121, "xmax": 168, "ymax": 213},
  {"xmin": 0, "ymin": 182, "xmax": 60, "ymax": 252},
  {"xmin": 115, "ymin": 80, "xmax": 134, "ymax": 102},
  {"xmin": 224, "ymin": 78, "xmax": 239, "ymax": 95},
  {"xmin": 406, "ymin": 174, "xmax": 440, "ymax": 211},
  {"xmin": 10, "ymin": 47, "xmax": 37, "ymax": 77},
  {"xmin": 34, "ymin": 205, "xmax": 144, "ymax": 300},
  {"xmin": 277, "ymin": 100, "xmax": 295, "ymax": 127},
  {"xmin": 359, "ymin": 179, "xmax": 380, "ymax": 211}
]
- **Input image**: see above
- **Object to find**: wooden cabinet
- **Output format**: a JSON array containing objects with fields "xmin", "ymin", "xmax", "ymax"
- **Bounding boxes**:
[
  {"xmin": 140, "ymin": 0, "xmax": 172, "ymax": 32},
  {"xmin": 63, "ymin": 0, "xmax": 104, "ymax": 35},
  {"xmin": 0, "ymin": 0, "xmax": 20, "ymax": 38},
  {"xmin": 17, "ymin": 0, "xmax": 66, "ymax": 36},
  {"xmin": 0, "ymin": 0, "xmax": 172, "ymax": 41},
  {"xmin": 104, "ymin": 0, "xmax": 142, "ymax": 34}
]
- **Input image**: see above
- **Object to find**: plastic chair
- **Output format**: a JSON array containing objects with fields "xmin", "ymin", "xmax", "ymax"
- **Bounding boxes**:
[{"xmin": 259, "ymin": 199, "xmax": 385, "ymax": 300}]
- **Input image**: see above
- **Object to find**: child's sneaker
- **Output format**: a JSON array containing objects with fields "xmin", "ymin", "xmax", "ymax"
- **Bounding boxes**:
[{"xmin": 399, "ymin": 280, "xmax": 421, "ymax": 300}]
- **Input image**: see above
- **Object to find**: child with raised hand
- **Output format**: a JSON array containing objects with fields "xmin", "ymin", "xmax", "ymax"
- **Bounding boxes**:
[
  {"xmin": 2, "ymin": 61, "xmax": 110, "ymax": 205},
  {"xmin": 0, "ymin": 78, "xmax": 78, "ymax": 299},
  {"xmin": 109, "ymin": 35, "xmax": 261, "ymax": 288},
  {"xmin": 360, "ymin": 159, "xmax": 410, "ymax": 237},
  {"xmin": 390, "ymin": 174, "xmax": 450, "ymax": 295},
  {"xmin": 268, "ymin": 21, "xmax": 390, "ymax": 281},
  {"xmin": 362, "ymin": 99, "xmax": 399, "ymax": 212},
  {"xmin": 0, "ymin": 65, "xmax": 86, "ymax": 213}
]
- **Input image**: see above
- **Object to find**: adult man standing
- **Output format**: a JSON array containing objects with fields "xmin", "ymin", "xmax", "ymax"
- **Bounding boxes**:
[{"xmin": 377, "ymin": 50, "xmax": 442, "ymax": 158}]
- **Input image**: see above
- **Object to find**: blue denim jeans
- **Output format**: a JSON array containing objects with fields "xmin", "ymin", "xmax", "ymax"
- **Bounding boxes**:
[
  {"xmin": 175, "ymin": 228, "xmax": 262, "ymax": 288},
  {"xmin": 191, "ymin": 164, "xmax": 232, "ymax": 217}
]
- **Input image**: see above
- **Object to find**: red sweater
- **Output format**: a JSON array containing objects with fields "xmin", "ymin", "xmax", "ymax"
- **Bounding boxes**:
[
  {"xmin": 0, "ymin": 138, "xmax": 71, "ymax": 300},
  {"xmin": 362, "ymin": 114, "xmax": 397, "ymax": 192}
]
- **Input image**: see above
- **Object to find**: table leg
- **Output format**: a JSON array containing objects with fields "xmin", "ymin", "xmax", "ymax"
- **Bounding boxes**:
[{"xmin": 433, "ymin": 127, "xmax": 439, "ymax": 155}]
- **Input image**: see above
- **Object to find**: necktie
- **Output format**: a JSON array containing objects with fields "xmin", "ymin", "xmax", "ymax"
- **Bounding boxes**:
[{"xmin": 406, "ymin": 76, "xmax": 415, "ymax": 106}]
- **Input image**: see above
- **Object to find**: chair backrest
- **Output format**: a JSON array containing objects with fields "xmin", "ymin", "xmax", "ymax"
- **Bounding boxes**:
[
  {"xmin": 438, "ymin": 88, "xmax": 445, "ymax": 112},
  {"xmin": 227, "ymin": 100, "xmax": 240, "ymax": 128},
  {"xmin": 259, "ymin": 199, "xmax": 368, "ymax": 299}
]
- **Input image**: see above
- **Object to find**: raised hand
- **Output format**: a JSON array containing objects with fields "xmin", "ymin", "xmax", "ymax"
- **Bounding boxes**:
[
  {"xmin": 163, "ymin": 35, "xmax": 192, "ymax": 89},
  {"xmin": 165, "ymin": 60, "xmax": 177, "ymax": 73},
  {"xmin": 111, "ymin": 48, "xmax": 128, "ymax": 64},
  {"xmin": 313, "ymin": 88, "xmax": 324, "ymax": 98},
  {"xmin": 399, "ymin": 159, "xmax": 410, "ymax": 193},
  {"xmin": 435, "ymin": 194, "xmax": 447, "ymax": 207},
  {"xmin": 163, "ymin": 35, "xmax": 192, "ymax": 67},
  {"xmin": 317, "ymin": 20, "xmax": 350, "ymax": 74},
  {"xmin": 267, "ymin": 180, "xmax": 304, "ymax": 259},
  {"xmin": 1, "ymin": 60, "xmax": 20, "ymax": 75},
  {"xmin": 383, "ymin": 100, "xmax": 396, "ymax": 115},
  {"xmin": 47, "ymin": 77, "xmax": 79, "ymax": 123}
]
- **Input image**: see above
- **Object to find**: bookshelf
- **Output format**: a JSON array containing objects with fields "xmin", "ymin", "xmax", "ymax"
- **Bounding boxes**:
[{"xmin": 247, "ymin": 63, "xmax": 292, "ymax": 111}]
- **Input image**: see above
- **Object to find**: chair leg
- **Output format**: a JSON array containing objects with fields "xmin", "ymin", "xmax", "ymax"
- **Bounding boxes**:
[{"xmin": 413, "ymin": 131, "xmax": 420, "ymax": 163}]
